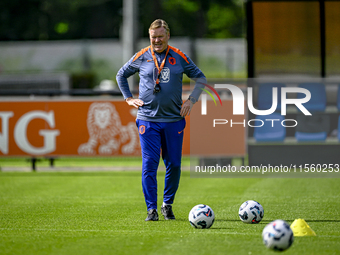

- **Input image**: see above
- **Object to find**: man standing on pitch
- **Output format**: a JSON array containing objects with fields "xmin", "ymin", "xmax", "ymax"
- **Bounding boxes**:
[{"xmin": 116, "ymin": 19, "xmax": 206, "ymax": 221}]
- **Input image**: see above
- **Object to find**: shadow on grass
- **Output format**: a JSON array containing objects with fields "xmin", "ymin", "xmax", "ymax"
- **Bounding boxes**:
[
  {"xmin": 170, "ymin": 218, "xmax": 188, "ymax": 222},
  {"xmin": 213, "ymin": 219, "xmax": 340, "ymax": 224}
]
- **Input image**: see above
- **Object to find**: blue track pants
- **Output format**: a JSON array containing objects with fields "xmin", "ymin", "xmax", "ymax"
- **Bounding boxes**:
[{"xmin": 136, "ymin": 118, "xmax": 186, "ymax": 211}]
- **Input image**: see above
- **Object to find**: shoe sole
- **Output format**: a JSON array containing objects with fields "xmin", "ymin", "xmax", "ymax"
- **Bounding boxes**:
[{"xmin": 163, "ymin": 217, "xmax": 175, "ymax": 220}]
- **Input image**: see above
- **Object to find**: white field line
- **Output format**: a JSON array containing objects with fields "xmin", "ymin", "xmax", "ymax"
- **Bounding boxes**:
[
  {"xmin": 0, "ymin": 166, "xmax": 191, "ymax": 172},
  {"xmin": 0, "ymin": 228, "xmax": 339, "ymax": 238}
]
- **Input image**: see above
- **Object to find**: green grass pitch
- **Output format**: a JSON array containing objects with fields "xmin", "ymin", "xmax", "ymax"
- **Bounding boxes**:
[{"xmin": 0, "ymin": 171, "xmax": 339, "ymax": 255}]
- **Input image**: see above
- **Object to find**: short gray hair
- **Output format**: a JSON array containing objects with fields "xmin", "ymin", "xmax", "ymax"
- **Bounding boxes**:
[{"xmin": 149, "ymin": 19, "xmax": 170, "ymax": 34}]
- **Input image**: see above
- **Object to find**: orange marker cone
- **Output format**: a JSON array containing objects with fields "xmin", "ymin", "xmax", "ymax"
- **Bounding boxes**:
[{"xmin": 290, "ymin": 219, "xmax": 316, "ymax": 236}]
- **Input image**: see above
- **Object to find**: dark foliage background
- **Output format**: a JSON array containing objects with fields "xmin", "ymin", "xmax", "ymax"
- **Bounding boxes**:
[{"xmin": 0, "ymin": 0, "xmax": 244, "ymax": 41}]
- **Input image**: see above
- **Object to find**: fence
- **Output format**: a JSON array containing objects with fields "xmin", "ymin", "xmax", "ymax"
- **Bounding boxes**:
[{"xmin": 0, "ymin": 38, "xmax": 247, "ymax": 85}]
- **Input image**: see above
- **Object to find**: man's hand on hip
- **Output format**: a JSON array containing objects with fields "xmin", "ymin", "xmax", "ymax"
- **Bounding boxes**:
[
  {"xmin": 126, "ymin": 97, "xmax": 144, "ymax": 108},
  {"xmin": 180, "ymin": 100, "xmax": 193, "ymax": 117}
]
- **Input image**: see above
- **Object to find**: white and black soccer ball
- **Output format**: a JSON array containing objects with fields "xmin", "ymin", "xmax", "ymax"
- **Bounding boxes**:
[
  {"xmin": 262, "ymin": 219, "xmax": 294, "ymax": 251},
  {"xmin": 188, "ymin": 204, "xmax": 215, "ymax": 229},
  {"xmin": 238, "ymin": 200, "xmax": 264, "ymax": 223}
]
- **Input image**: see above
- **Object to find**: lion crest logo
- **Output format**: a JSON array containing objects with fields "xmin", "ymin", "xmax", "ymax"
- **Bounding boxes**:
[
  {"xmin": 153, "ymin": 67, "xmax": 170, "ymax": 83},
  {"xmin": 78, "ymin": 102, "xmax": 140, "ymax": 155}
]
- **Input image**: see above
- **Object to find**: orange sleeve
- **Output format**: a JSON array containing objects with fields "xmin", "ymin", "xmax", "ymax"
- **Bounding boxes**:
[
  {"xmin": 168, "ymin": 46, "xmax": 190, "ymax": 64},
  {"xmin": 132, "ymin": 46, "xmax": 151, "ymax": 62}
]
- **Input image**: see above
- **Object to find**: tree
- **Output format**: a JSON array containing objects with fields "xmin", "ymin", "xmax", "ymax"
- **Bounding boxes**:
[
  {"xmin": 0, "ymin": 0, "xmax": 123, "ymax": 40},
  {"xmin": 139, "ymin": 0, "xmax": 244, "ymax": 38},
  {"xmin": 0, "ymin": 0, "xmax": 244, "ymax": 41}
]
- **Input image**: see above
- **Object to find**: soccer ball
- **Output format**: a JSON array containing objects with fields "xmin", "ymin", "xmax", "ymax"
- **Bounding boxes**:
[
  {"xmin": 238, "ymin": 200, "xmax": 264, "ymax": 223},
  {"xmin": 188, "ymin": 204, "xmax": 215, "ymax": 229},
  {"xmin": 262, "ymin": 219, "xmax": 294, "ymax": 251}
]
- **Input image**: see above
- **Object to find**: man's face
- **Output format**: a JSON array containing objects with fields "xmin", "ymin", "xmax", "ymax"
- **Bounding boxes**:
[{"xmin": 149, "ymin": 27, "xmax": 170, "ymax": 53}]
